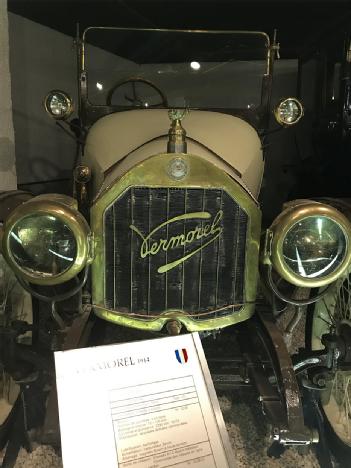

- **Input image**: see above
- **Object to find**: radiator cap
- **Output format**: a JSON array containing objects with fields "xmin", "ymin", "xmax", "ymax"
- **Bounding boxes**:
[{"xmin": 167, "ymin": 109, "xmax": 188, "ymax": 153}]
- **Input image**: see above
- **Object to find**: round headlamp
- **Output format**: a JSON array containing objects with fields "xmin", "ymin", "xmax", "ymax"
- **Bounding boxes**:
[
  {"xmin": 44, "ymin": 90, "xmax": 73, "ymax": 120},
  {"xmin": 274, "ymin": 97, "xmax": 304, "ymax": 126},
  {"xmin": 268, "ymin": 202, "xmax": 351, "ymax": 287},
  {"xmin": 2, "ymin": 195, "xmax": 91, "ymax": 285}
]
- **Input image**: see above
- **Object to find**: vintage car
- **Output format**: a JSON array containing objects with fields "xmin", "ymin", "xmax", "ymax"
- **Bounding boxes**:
[{"xmin": 1, "ymin": 26, "xmax": 351, "ymax": 466}]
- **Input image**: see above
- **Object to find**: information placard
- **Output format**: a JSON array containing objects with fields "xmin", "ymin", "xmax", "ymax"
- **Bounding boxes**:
[{"xmin": 55, "ymin": 333, "xmax": 235, "ymax": 468}]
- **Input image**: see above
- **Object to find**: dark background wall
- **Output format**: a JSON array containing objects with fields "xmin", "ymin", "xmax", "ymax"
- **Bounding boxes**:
[{"xmin": 9, "ymin": 13, "xmax": 77, "ymax": 195}]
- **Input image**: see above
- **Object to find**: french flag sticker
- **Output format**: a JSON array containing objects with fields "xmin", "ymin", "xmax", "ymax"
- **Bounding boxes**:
[{"xmin": 175, "ymin": 348, "xmax": 188, "ymax": 364}]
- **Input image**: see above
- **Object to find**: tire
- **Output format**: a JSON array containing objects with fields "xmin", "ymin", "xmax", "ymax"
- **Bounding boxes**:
[{"xmin": 309, "ymin": 271, "xmax": 351, "ymax": 462}]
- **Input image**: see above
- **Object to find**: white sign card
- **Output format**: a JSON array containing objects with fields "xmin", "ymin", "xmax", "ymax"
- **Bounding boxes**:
[{"xmin": 55, "ymin": 332, "xmax": 235, "ymax": 468}]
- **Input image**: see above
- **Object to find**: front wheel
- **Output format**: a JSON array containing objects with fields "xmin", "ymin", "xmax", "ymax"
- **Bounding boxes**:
[{"xmin": 309, "ymin": 271, "xmax": 351, "ymax": 460}]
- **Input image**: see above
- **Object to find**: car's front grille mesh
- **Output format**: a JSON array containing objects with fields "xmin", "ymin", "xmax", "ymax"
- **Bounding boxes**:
[{"xmin": 104, "ymin": 187, "xmax": 248, "ymax": 319}]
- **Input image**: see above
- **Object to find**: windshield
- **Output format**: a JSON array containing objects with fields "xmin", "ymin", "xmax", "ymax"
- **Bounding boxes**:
[{"xmin": 83, "ymin": 28, "xmax": 270, "ymax": 110}]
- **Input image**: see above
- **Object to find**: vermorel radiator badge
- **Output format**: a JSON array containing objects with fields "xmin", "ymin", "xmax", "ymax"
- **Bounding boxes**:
[{"xmin": 130, "ymin": 210, "xmax": 223, "ymax": 273}]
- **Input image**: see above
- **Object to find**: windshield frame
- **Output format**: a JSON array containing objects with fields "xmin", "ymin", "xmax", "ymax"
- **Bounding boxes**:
[{"xmin": 78, "ymin": 27, "xmax": 274, "ymax": 130}]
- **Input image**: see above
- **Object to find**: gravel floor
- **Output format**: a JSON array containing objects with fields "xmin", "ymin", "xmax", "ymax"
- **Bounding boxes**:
[
  {"xmin": 220, "ymin": 394, "xmax": 319, "ymax": 468},
  {"xmin": 5, "ymin": 392, "xmax": 319, "ymax": 468}
]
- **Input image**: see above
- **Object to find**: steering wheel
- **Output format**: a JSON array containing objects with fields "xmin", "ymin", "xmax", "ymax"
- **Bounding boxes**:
[{"xmin": 106, "ymin": 77, "xmax": 168, "ymax": 108}]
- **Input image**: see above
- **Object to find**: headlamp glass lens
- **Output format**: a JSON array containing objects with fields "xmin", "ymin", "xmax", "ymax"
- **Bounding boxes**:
[
  {"xmin": 9, "ymin": 214, "xmax": 77, "ymax": 276},
  {"xmin": 46, "ymin": 92, "xmax": 71, "ymax": 119},
  {"xmin": 278, "ymin": 99, "xmax": 301, "ymax": 124},
  {"xmin": 282, "ymin": 216, "xmax": 346, "ymax": 279}
]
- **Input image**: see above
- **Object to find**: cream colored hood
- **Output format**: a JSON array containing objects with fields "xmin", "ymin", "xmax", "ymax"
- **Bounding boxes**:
[{"xmin": 84, "ymin": 109, "xmax": 264, "ymax": 198}]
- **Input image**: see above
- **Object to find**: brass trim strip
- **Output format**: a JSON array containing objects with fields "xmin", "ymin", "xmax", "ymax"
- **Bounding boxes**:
[
  {"xmin": 93, "ymin": 304, "xmax": 256, "ymax": 333},
  {"xmin": 82, "ymin": 27, "xmax": 270, "ymax": 45}
]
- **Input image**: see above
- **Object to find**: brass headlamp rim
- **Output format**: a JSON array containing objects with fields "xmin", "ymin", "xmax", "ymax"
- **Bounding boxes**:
[
  {"xmin": 274, "ymin": 97, "xmax": 304, "ymax": 127},
  {"xmin": 2, "ymin": 197, "xmax": 90, "ymax": 285},
  {"xmin": 44, "ymin": 89, "xmax": 74, "ymax": 120},
  {"xmin": 270, "ymin": 202, "xmax": 351, "ymax": 288}
]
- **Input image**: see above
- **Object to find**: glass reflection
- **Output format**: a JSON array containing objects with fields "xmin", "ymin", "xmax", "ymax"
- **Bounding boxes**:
[
  {"xmin": 282, "ymin": 216, "xmax": 346, "ymax": 278},
  {"xmin": 48, "ymin": 93, "xmax": 70, "ymax": 117},
  {"xmin": 279, "ymin": 99, "xmax": 300, "ymax": 124},
  {"xmin": 9, "ymin": 214, "xmax": 77, "ymax": 276}
]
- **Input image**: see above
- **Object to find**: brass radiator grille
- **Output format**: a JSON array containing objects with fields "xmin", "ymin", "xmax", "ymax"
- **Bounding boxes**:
[{"xmin": 104, "ymin": 187, "xmax": 248, "ymax": 318}]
